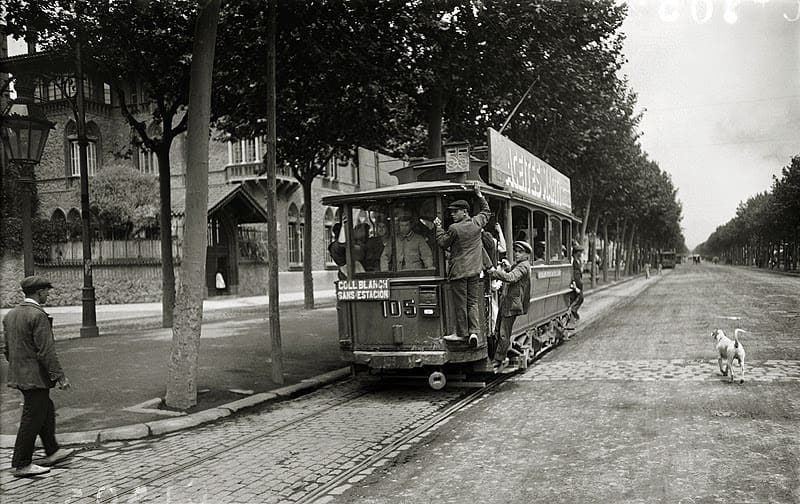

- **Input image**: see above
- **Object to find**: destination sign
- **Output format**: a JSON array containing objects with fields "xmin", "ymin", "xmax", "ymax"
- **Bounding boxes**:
[
  {"xmin": 487, "ymin": 128, "xmax": 572, "ymax": 213},
  {"xmin": 536, "ymin": 269, "xmax": 562, "ymax": 279},
  {"xmin": 336, "ymin": 279, "xmax": 390, "ymax": 301}
]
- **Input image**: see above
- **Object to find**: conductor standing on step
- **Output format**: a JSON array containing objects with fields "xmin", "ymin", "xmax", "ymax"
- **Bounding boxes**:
[{"xmin": 433, "ymin": 182, "xmax": 491, "ymax": 347}]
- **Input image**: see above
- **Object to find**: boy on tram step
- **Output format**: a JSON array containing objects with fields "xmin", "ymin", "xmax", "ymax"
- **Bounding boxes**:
[
  {"xmin": 489, "ymin": 241, "xmax": 532, "ymax": 373},
  {"xmin": 433, "ymin": 182, "xmax": 491, "ymax": 347}
]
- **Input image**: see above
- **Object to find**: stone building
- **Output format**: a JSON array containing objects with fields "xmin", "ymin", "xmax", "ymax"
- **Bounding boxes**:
[{"xmin": 0, "ymin": 44, "xmax": 402, "ymax": 306}]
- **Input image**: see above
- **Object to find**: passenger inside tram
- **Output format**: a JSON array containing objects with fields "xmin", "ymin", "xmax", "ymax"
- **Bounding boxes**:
[{"xmin": 381, "ymin": 208, "xmax": 434, "ymax": 271}]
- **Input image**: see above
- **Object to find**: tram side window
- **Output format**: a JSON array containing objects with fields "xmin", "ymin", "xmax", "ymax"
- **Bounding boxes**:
[
  {"xmin": 382, "ymin": 198, "xmax": 436, "ymax": 273},
  {"xmin": 340, "ymin": 204, "xmax": 391, "ymax": 274},
  {"xmin": 512, "ymin": 205, "xmax": 531, "ymax": 249},
  {"xmin": 561, "ymin": 218, "xmax": 572, "ymax": 260},
  {"xmin": 532, "ymin": 211, "xmax": 547, "ymax": 262},
  {"xmin": 548, "ymin": 216, "xmax": 565, "ymax": 262}
]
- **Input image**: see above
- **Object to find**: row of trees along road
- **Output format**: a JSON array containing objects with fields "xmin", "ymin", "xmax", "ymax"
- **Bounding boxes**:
[
  {"xmin": 696, "ymin": 156, "xmax": 800, "ymax": 271},
  {"xmin": 5, "ymin": 0, "xmax": 686, "ymax": 408}
]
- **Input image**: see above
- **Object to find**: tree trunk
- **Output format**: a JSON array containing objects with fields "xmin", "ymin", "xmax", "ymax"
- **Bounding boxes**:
[
  {"xmin": 266, "ymin": 0, "xmax": 283, "ymax": 385},
  {"xmin": 617, "ymin": 218, "xmax": 627, "ymax": 280},
  {"xmin": 156, "ymin": 147, "xmax": 176, "ymax": 328},
  {"xmin": 625, "ymin": 225, "xmax": 636, "ymax": 276},
  {"xmin": 426, "ymin": 88, "xmax": 444, "ymax": 158},
  {"xmin": 590, "ymin": 214, "xmax": 600, "ymax": 288},
  {"xmin": 302, "ymin": 178, "xmax": 315, "ymax": 310},
  {"xmin": 602, "ymin": 217, "xmax": 609, "ymax": 283},
  {"xmin": 579, "ymin": 193, "xmax": 592, "ymax": 241},
  {"xmin": 165, "ymin": 0, "xmax": 220, "ymax": 410}
]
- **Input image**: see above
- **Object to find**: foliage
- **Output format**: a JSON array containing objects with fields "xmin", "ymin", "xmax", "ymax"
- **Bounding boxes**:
[
  {"xmin": 86, "ymin": 165, "xmax": 159, "ymax": 238},
  {"xmin": 0, "ymin": 217, "xmax": 63, "ymax": 261},
  {"xmin": 696, "ymin": 155, "xmax": 799, "ymax": 267}
]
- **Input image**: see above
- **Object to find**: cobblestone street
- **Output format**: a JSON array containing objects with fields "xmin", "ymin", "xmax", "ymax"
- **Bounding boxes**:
[
  {"xmin": 1, "ymin": 265, "xmax": 797, "ymax": 504},
  {"xmin": 0, "ymin": 381, "xmax": 463, "ymax": 503}
]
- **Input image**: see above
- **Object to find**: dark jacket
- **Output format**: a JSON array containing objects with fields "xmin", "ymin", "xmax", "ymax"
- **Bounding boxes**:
[
  {"xmin": 572, "ymin": 256, "xmax": 583, "ymax": 290},
  {"xmin": 2, "ymin": 301, "xmax": 64, "ymax": 390},
  {"xmin": 493, "ymin": 259, "xmax": 531, "ymax": 316},
  {"xmin": 435, "ymin": 195, "xmax": 491, "ymax": 280}
]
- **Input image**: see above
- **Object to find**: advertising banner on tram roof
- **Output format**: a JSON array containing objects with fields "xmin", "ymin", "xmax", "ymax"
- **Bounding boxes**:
[{"xmin": 487, "ymin": 127, "xmax": 572, "ymax": 213}]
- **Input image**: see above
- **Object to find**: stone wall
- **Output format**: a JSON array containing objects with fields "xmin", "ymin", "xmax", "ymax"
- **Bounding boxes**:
[{"xmin": 1, "ymin": 254, "xmax": 340, "ymax": 308}]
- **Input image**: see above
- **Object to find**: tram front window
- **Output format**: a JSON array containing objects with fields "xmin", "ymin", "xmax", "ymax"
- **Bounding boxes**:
[{"xmin": 347, "ymin": 198, "xmax": 437, "ymax": 276}]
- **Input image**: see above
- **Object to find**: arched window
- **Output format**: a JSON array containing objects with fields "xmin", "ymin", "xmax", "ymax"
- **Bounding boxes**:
[
  {"xmin": 66, "ymin": 208, "xmax": 82, "ymax": 241},
  {"xmin": 65, "ymin": 120, "xmax": 100, "ymax": 178},
  {"xmin": 50, "ymin": 209, "xmax": 67, "ymax": 242},
  {"xmin": 136, "ymin": 123, "xmax": 161, "ymax": 175}
]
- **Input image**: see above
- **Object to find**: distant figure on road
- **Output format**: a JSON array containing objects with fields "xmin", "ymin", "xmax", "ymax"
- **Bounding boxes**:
[
  {"xmin": 2, "ymin": 275, "xmax": 74, "ymax": 477},
  {"xmin": 433, "ymin": 182, "xmax": 491, "ymax": 347},
  {"xmin": 569, "ymin": 241, "xmax": 585, "ymax": 321}
]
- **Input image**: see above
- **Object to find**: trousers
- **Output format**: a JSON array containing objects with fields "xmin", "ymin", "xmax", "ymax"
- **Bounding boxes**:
[
  {"xmin": 11, "ymin": 388, "xmax": 59, "ymax": 468},
  {"xmin": 450, "ymin": 275, "xmax": 482, "ymax": 338},
  {"xmin": 493, "ymin": 315, "xmax": 517, "ymax": 362}
]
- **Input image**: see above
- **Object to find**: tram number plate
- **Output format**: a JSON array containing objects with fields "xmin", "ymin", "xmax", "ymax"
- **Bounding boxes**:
[
  {"xmin": 536, "ymin": 269, "xmax": 562, "ymax": 279},
  {"xmin": 336, "ymin": 279, "xmax": 390, "ymax": 301}
]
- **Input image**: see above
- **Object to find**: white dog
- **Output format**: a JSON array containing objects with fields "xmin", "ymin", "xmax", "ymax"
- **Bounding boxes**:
[{"xmin": 712, "ymin": 328, "xmax": 747, "ymax": 384}]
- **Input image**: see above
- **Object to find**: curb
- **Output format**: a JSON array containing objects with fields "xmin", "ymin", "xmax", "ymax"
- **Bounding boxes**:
[{"xmin": 0, "ymin": 367, "xmax": 351, "ymax": 448}]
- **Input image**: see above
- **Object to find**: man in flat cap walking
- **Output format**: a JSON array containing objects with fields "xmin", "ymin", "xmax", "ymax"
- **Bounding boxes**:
[
  {"xmin": 2, "ymin": 275, "xmax": 73, "ymax": 477},
  {"xmin": 433, "ymin": 182, "xmax": 491, "ymax": 347}
]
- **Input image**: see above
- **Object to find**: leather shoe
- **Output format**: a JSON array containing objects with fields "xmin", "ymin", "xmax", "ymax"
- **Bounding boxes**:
[
  {"xmin": 12, "ymin": 464, "xmax": 50, "ymax": 477},
  {"xmin": 492, "ymin": 358, "xmax": 509, "ymax": 374},
  {"xmin": 40, "ymin": 448, "xmax": 75, "ymax": 467},
  {"xmin": 443, "ymin": 334, "xmax": 466, "ymax": 343}
]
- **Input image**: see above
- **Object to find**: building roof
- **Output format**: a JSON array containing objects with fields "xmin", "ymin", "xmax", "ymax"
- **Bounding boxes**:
[{"xmin": 171, "ymin": 183, "xmax": 267, "ymax": 223}]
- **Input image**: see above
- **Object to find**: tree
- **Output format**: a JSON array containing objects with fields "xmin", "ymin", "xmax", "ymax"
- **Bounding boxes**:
[
  {"xmin": 165, "ymin": 0, "xmax": 221, "ymax": 410},
  {"xmin": 4, "ymin": 0, "xmax": 199, "ymax": 327},
  {"xmin": 87, "ymin": 166, "xmax": 158, "ymax": 238},
  {"xmin": 214, "ymin": 0, "xmax": 411, "ymax": 309}
]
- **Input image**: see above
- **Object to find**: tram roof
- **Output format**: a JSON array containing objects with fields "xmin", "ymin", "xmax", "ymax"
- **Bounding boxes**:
[{"xmin": 322, "ymin": 180, "xmax": 579, "ymax": 221}]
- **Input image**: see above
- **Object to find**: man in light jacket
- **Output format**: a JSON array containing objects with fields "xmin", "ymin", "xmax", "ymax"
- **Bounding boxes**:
[
  {"xmin": 2, "ymin": 276, "xmax": 74, "ymax": 477},
  {"xmin": 433, "ymin": 182, "xmax": 491, "ymax": 347}
]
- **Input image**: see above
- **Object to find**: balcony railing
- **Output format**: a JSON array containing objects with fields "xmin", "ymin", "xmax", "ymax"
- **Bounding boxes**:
[{"xmin": 225, "ymin": 162, "xmax": 294, "ymax": 182}]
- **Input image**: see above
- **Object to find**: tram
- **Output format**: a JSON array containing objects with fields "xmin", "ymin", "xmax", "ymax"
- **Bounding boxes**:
[
  {"xmin": 322, "ymin": 128, "xmax": 581, "ymax": 389},
  {"xmin": 660, "ymin": 249, "xmax": 676, "ymax": 269}
]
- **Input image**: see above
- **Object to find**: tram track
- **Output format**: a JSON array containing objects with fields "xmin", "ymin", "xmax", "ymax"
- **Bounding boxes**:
[
  {"xmin": 95, "ymin": 387, "xmax": 375, "ymax": 504},
  {"xmin": 95, "ymin": 361, "xmax": 535, "ymax": 503},
  {"xmin": 300, "ymin": 373, "xmax": 509, "ymax": 504}
]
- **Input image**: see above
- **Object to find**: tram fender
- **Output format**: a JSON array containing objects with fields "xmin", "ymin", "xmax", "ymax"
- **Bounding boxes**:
[{"xmin": 351, "ymin": 351, "xmax": 447, "ymax": 369}]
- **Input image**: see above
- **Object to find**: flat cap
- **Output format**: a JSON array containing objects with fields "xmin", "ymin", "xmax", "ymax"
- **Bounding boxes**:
[
  {"xmin": 447, "ymin": 200, "xmax": 470, "ymax": 211},
  {"xmin": 513, "ymin": 241, "xmax": 532, "ymax": 254},
  {"xmin": 20, "ymin": 275, "xmax": 53, "ymax": 294}
]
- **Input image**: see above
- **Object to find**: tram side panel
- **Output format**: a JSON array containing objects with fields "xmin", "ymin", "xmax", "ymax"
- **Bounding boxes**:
[{"xmin": 518, "ymin": 264, "xmax": 573, "ymax": 338}]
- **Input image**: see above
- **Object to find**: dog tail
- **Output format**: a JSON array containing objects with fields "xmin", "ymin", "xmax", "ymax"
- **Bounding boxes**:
[{"xmin": 734, "ymin": 328, "xmax": 747, "ymax": 347}]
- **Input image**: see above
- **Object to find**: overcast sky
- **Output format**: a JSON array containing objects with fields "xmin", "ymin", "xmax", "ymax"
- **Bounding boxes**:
[{"xmin": 620, "ymin": 0, "xmax": 800, "ymax": 249}]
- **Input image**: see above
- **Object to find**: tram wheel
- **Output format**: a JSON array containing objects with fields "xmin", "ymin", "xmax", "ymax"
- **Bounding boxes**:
[{"xmin": 428, "ymin": 371, "xmax": 447, "ymax": 390}]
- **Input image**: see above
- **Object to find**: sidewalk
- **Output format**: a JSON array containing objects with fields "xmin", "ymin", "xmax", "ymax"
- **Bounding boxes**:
[
  {"xmin": 1, "ymin": 289, "xmax": 338, "ymax": 340},
  {"xmin": 0, "ymin": 274, "xmax": 655, "ymax": 448}
]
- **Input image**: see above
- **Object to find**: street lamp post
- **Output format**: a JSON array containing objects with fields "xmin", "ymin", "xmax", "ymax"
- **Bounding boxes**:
[
  {"xmin": 74, "ymin": 40, "xmax": 98, "ymax": 338},
  {"xmin": 1, "ymin": 79, "xmax": 55, "ymax": 277}
]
